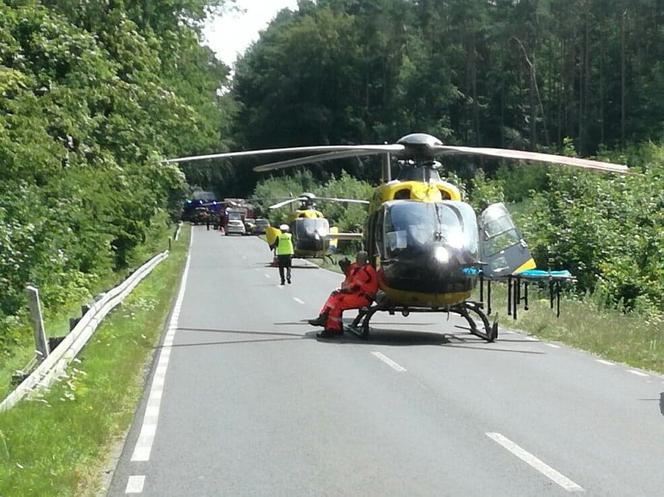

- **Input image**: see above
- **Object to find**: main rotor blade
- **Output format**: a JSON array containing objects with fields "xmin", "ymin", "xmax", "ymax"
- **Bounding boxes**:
[
  {"xmin": 254, "ymin": 146, "xmax": 403, "ymax": 172},
  {"xmin": 165, "ymin": 144, "xmax": 402, "ymax": 164},
  {"xmin": 269, "ymin": 198, "xmax": 300, "ymax": 209},
  {"xmin": 315, "ymin": 197, "xmax": 370, "ymax": 205},
  {"xmin": 433, "ymin": 145, "xmax": 628, "ymax": 173}
]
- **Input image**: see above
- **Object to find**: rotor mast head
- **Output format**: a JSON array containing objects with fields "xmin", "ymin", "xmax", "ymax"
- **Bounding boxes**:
[
  {"xmin": 394, "ymin": 133, "xmax": 446, "ymax": 182},
  {"xmin": 299, "ymin": 193, "xmax": 317, "ymax": 209},
  {"xmin": 396, "ymin": 133, "xmax": 443, "ymax": 162}
]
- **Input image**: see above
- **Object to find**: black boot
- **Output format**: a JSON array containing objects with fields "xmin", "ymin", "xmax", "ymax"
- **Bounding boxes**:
[{"xmin": 308, "ymin": 314, "xmax": 326, "ymax": 326}]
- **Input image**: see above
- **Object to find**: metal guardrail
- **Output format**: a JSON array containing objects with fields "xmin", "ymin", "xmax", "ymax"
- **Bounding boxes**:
[{"xmin": 0, "ymin": 251, "xmax": 169, "ymax": 412}]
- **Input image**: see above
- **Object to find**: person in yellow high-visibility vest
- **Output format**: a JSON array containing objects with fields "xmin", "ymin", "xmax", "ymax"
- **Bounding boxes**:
[{"xmin": 271, "ymin": 224, "xmax": 295, "ymax": 285}]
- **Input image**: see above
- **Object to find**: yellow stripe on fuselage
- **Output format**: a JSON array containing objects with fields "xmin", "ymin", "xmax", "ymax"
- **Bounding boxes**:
[
  {"xmin": 370, "ymin": 180, "xmax": 461, "ymax": 210},
  {"xmin": 513, "ymin": 258, "xmax": 537, "ymax": 274},
  {"xmin": 287, "ymin": 209, "xmax": 324, "ymax": 221},
  {"xmin": 381, "ymin": 285, "xmax": 471, "ymax": 307}
]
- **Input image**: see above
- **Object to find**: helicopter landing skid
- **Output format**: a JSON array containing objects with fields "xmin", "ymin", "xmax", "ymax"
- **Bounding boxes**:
[{"xmin": 344, "ymin": 301, "xmax": 498, "ymax": 342}]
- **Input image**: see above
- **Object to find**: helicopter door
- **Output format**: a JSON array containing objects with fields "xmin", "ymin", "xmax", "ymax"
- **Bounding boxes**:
[{"xmin": 479, "ymin": 203, "xmax": 536, "ymax": 278}]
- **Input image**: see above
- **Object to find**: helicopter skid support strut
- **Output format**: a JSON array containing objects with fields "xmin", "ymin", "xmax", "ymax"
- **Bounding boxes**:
[{"xmin": 345, "ymin": 300, "xmax": 498, "ymax": 342}]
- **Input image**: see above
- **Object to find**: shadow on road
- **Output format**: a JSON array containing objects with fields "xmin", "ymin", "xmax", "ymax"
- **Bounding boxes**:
[
  {"xmin": 300, "ymin": 326, "xmax": 545, "ymax": 354},
  {"xmin": 168, "ymin": 325, "xmax": 544, "ymax": 354},
  {"xmin": 369, "ymin": 321, "xmax": 440, "ymax": 326},
  {"xmin": 164, "ymin": 337, "xmax": 303, "ymax": 348},
  {"xmin": 312, "ymin": 329, "xmax": 452, "ymax": 346},
  {"xmin": 178, "ymin": 327, "xmax": 303, "ymax": 338},
  {"xmin": 638, "ymin": 393, "xmax": 664, "ymax": 416},
  {"xmin": 158, "ymin": 327, "xmax": 313, "ymax": 348},
  {"xmin": 253, "ymin": 262, "xmax": 320, "ymax": 270}
]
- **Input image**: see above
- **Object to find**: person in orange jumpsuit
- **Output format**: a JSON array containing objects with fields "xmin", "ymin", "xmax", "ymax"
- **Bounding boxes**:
[{"xmin": 308, "ymin": 251, "xmax": 379, "ymax": 338}]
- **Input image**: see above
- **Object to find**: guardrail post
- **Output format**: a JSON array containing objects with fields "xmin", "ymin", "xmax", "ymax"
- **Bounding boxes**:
[
  {"xmin": 169, "ymin": 237, "xmax": 172, "ymax": 250},
  {"xmin": 25, "ymin": 285, "xmax": 50, "ymax": 361}
]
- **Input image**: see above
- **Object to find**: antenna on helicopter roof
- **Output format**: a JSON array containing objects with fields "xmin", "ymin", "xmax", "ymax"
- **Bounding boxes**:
[{"xmin": 382, "ymin": 143, "xmax": 391, "ymax": 183}]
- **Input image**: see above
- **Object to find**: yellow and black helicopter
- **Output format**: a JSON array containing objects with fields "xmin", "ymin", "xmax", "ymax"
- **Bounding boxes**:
[
  {"xmin": 260, "ymin": 192, "xmax": 367, "ymax": 260},
  {"xmin": 167, "ymin": 133, "xmax": 628, "ymax": 341}
]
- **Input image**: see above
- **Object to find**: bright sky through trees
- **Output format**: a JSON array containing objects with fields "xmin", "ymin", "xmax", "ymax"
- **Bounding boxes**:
[{"xmin": 203, "ymin": 0, "xmax": 299, "ymax": 67}]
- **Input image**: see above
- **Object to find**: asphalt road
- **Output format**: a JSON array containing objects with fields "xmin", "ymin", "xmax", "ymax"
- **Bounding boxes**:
[{"xmin": 108, "ymin": 226, "xmax": 664, "ymax": 497}]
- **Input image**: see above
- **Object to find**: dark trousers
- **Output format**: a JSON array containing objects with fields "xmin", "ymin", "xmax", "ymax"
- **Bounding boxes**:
[{"xmin": 277, "ymin": 255, "xmax": 292, "ymax": 283}]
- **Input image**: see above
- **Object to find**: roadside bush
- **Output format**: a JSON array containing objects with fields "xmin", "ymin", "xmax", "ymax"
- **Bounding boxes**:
[
  {"xmin": 321, "ymin": 170, "xmax": 373, "ymax": 232},
  {"xmin": 0, "ymin": 1, "xmax": 221, "ymax": 350},
  {"xmin": 522, "ymin": 143, "xmax": 664, "ymax": 312},
  {"xmin": 466, "ymin": 169, "xmax": 504, "ymax": 210}
]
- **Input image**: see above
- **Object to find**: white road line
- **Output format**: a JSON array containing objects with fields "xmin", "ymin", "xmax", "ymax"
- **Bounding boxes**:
[
  {"xmin": 596, "ymin": 359, "xmax": 615, "ymax": 366},
  {"xmin": 145, "ymin": 405, "xmax": 160, "ymax": 417},
  {"xmin": 371, "ymin": 351, "xmax": 407, "ymax": 372},
  {"xmin": 486, "ymin": 433, "xmax": 584, "ymax": 492},
  {"xmin": 125, "ymin": 475, "xmax": 145, "ymax": 494},
  {"xmin": 293, "ymin": 297, "xmax": 305, "ymax": 304},
  {"xmin": 628, "ymin": 370, "xmax": 649, "ymax": 377},
  {"xmin": 546, "ymin": 343, "xmax": 561, "ymax": 349},
  {"xmin": 130, "ymin": 229, "xmax": 193, "ymax": 462}
]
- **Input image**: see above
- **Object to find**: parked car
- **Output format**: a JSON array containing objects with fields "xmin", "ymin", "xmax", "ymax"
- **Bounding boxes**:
[
  {"xmin": 226, "ymin": 219, "xmax": 246, "ymax": 235},
  {"xmin": 244, "ymin": 218, "xmax": 256, "ymax": 234},
  {"xmin": 254, "ymin": 218, "xmax": 271, "ymax": 234}
]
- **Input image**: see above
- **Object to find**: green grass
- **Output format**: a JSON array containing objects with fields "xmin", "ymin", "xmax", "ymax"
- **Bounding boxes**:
[
  {"xmin": 475, "ymin": 283, "xmax": 664, "ymax": 374},
  {"xmin": 0, "ymin": 299, "xmax": 116, "ymax": 399},
  {"xmin": 0, "ymin": 224, "xmax": 190, "ymax": 497},
  {"xmin": 0, "ymin": 220, "xmax": 177, "ymax": 399}
]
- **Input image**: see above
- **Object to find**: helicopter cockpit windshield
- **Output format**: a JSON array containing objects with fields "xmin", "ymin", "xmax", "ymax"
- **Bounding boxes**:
[
  {"xmin": 295, "ymin": 217, "xmax": 329, "ymax": 239},
  {"xmin": 294, "ymin": 217, "xmax": 330, "ymax": 252},
  {"xmin": 383, "ymin": 201, "xmax": 478, "ymax": 261}
]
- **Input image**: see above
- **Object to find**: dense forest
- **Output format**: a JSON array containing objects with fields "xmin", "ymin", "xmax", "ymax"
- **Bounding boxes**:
[
  {"xmin": 1, "ymin": 0, "xmax": 662, "ymax": 351},
  {"xmin": 227, "ymin": 0, "xmax": 663, "ymax": 186}
]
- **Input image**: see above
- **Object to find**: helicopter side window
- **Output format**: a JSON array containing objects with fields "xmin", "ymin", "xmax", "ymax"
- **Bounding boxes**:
[
  {"xmin": 481, "ymin": 213, "xmax": 520, "ymax": 257},
  {"xmin": 437, "ymin": 187, "xmax": 451, "ymax": 200},
  {"xmin": 394, "ymin": 189, "xmax": 410, "ymax": 200},
  {"xmin": 372, "ymin": 210, "xmax": 384, "ymax": 259},
  {"xmin": 483, "ymin": 215, "xmax": 514, "ymax": 238},
  {"xmin": 383, "ymin": 208, "xmax": 400, "ymax": 255},
  {"xmin": 385, "ymin": 231, "xmax": 408, "ymax": 252}
]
